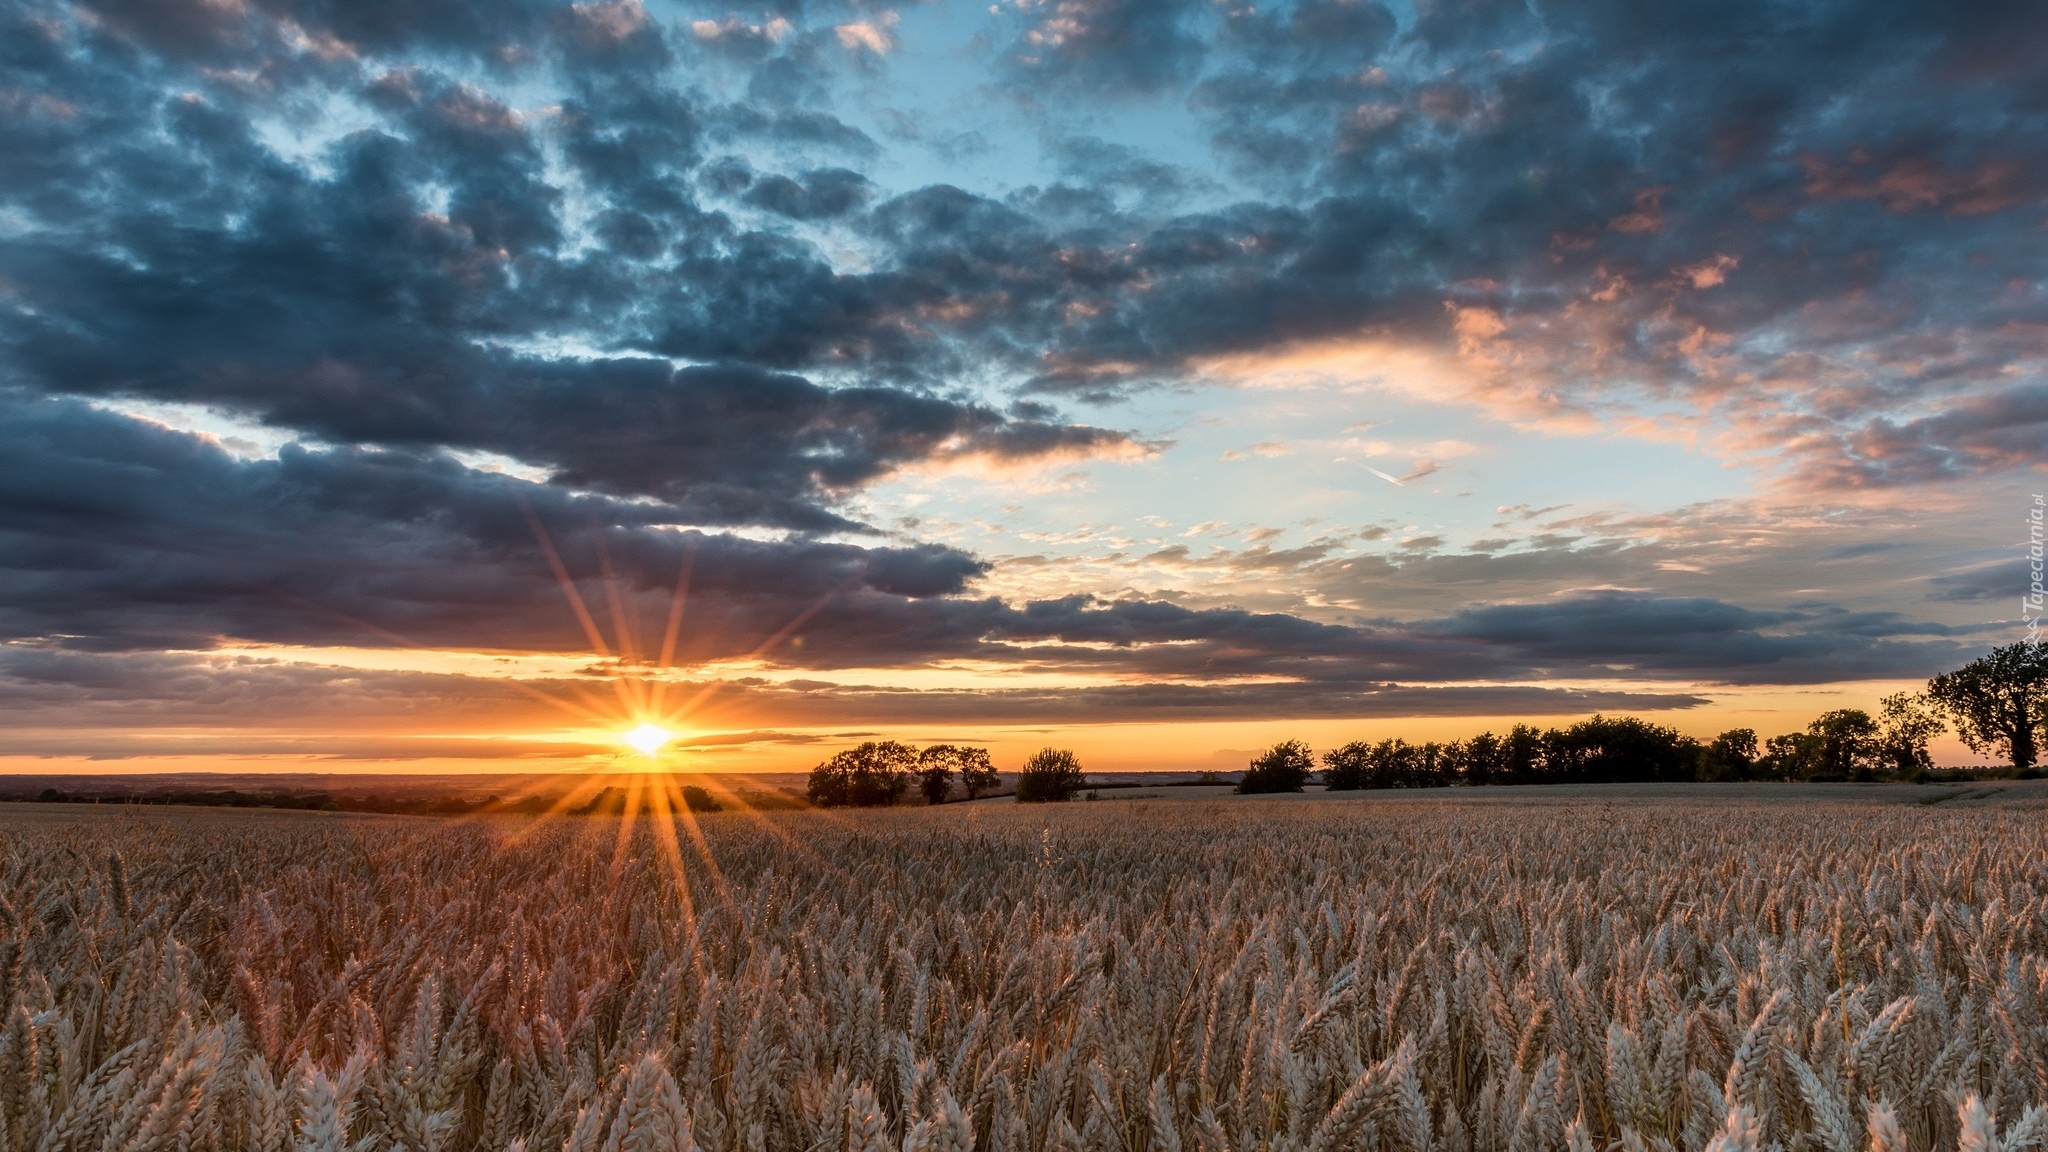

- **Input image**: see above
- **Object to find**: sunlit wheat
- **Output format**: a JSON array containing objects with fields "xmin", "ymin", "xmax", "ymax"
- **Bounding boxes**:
[{"xmin": 0, "ymin": 796, "xmax": 2043, "ymax": 1152}]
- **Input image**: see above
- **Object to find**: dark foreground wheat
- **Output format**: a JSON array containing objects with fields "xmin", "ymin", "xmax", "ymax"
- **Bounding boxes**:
[{"xmin": 0, "ymin": 798, "xmax": 2043, "ymax": 1152}]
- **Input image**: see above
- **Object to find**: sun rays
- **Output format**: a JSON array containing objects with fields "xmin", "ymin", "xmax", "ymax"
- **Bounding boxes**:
[
  {"xmin": 398, "ymin": 502, "xmax": 883, "ymax": 915},
  {"xmin": 621, "ymin": 723, "xmax": 676, "ymax": 757}
]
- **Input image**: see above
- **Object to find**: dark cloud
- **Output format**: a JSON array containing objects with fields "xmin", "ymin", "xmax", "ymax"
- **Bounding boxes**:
[
  {"xmin": 743, "ymin": 167, "xmax": 876, "ymax": 220},
  {"xmin": 0, "ymin": 392, "xmax": 1974, "ymax": 690},
  {"xmin": 1926, "ymin": 562, "xmax": 2028, "ymax": 605},
  {"xmin": 1418, "ymin": 592, "xmax": 1972, "ymax": 684},
  {"xmin": 0, "ymin": 392, "xmax": 991, "ymax": 653}
]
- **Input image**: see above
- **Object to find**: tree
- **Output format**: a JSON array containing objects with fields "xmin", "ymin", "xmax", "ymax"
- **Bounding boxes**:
[
  {"xmin": 916, "ymin": 757, "xmax": 953, "ymax": 805},
  {"xmin": 1456, "ymin": 732, "xmax": 1503, "ymax": 787},
  {"xmin": 915, "ymin": 745, "xmax": 955, "ymax": 805},
  {"xmin": 1701, "ymin": 729, "xmax": 1758, "ymax": 781},
  {"xmin": 914, "ymin": 744, "xmax": 998, "ymax": 804},
  {"xmin": 1016, "ymin": 748, "xmax": 1086, "ymax": 802},
  {"xmin": 1807, "ymin": 710, "xmax": 1880, "ymax": 780},
  {"xmin": 1926, "ymin": 642, "xmax": 2048, "ymax": 772},
  {"xmin": 1409, "ymin": 743, "xmax": 1452, "ymax": 787},
  {"xmin": 1876, "ymin": 692, "xmax": 1943, "ymax": 776},
  {"xmin": 1759, "ymin": 732, "xmax": 1822, "ymax": 780},
  {"xmin": 806, "ymin": 741, "xmax": 918, "ymax": 808},
  {"xmin": 925, "ymin": 744, "xmax": 1000, "ymax": 800},
  {"xmin": 1238, "ymin": 740, "xmax": 1314, "ymax": 793},
  {"xmin": 680, "ymin": 785, "xmax": 721, "ymax": 813},
  {"xmin": 1539, "ymin": 715, "xmax": 1699, "ymax": 783},
  {"xmin": 1321, "ymin": 742, "xmax": 1371, "ymax": 790},
  {"xmin": 1501, "ymin": 725, "xmax": 1544, "ymax": 784}
]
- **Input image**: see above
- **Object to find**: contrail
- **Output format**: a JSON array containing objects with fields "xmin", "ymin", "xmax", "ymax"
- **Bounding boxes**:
[{"xmin": 1363, "ymin": 465, "xmax": 1406, "ymax": 487}]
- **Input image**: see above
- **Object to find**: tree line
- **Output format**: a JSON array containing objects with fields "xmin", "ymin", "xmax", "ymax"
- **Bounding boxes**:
[
  {"xmin": 806, "ymin": 743, "xmax": 1092, "ymax": 807},
  {"xmin": 1238, "ymin": 641, "xmax": 2048, "ymax": 792},
  {"xmin": 804, "ymin": 642, "xmax": 2048, "ymax": 806},
  {"xmin": 806, "ymin": 742, "xmax": 1001, "ymax": 807}
]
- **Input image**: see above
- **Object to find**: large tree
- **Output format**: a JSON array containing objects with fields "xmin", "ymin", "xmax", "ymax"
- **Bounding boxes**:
[{"xmin": 1925, "ymin": 642, "xmax": 2048, "ymax": 772}]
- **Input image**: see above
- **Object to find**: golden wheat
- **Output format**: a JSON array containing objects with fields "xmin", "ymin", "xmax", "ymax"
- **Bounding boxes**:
[{"xmin": 0, "ymin": 797, "xmax": 2043, "ymax": 1152}]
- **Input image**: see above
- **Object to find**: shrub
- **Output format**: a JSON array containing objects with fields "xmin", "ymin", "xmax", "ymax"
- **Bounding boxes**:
[
  {"xmin": 1238, "ymin": 740, "xmax": 1314, "ymax": 793},
  {"xmin": 680, "ymin": 785, "xmax": 720, "ymax": 813},
  {"xmin": 1015, "ymin": 748, "xmax": 1086, "ymax": 802}
]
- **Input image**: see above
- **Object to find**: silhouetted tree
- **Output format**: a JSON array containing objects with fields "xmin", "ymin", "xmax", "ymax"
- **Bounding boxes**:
[
  {"xmin": 1760, "ymin": 732, "xmax": 1822, "ymax": 780},
  {"xmin": 1238, "ymin": 740, "xmax": 1314, "ymax": 793},
  {"xmin": 1456, "ymin": 732, "xmax": 1504, "ymax": 786},
  {"xmin": 806, "ymin": 741, "xmax": 918, "ymax": 807},
  {"xmin": 1502, "ymin": 725, "xmax": 1544, "ymax": 784},
  {"xmin": 1876, "ymin": 692, "xmax": 1943, "ymax": 777},
  {"xmin": 960, "ymin": 748, "xmax": 1000, "ymax": 798},
  {"xmin": 1410, "ymin": 742, "xmax": 1452, "ymax": 787},
  {"xmin": 916, "ymin": 758, "xmax": 953, "ymax": 805},
  {"xmin": 919, "ymin": 744, "xmax": 999, "ymax": 801},
  {"xmin": 1321, "ymin": 741, "xmax": 1372, "ymax": 790},
  {"xmin": 1016, "ymin": 748, "xmax": 1086, "ymax": 802},
  {"xmin": 1540, "ymin": 715, "xmax": 1699, "ymax": 783},
  {"xmin": 1807, "ymin": 709, "xmax": 1880, "ymax": 780},
  {"xmin": 680, "ymin": 785, "xmax": 721, "ymax": 813},
  {"xmin": 1700, "ymin": 729, "xmax": 1759, "ymax": 781},
  {"xmin": 1367, "ymin": 740, "xmax": 1407, "ymax": 788},
  {"xmin": 1926, "ymin": 641, "xmax": 2048, "ymax": 772}
]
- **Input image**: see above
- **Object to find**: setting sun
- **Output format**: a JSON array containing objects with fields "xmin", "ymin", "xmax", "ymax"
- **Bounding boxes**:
[{"xmin": 621, "ymin": 723, "xmax": 674, "ymax": 757}]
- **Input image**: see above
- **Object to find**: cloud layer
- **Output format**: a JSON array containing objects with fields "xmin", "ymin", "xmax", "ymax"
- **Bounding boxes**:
[{"xmin": 0, "ymin": 0, "xmax": 2034, "ymax": 751}]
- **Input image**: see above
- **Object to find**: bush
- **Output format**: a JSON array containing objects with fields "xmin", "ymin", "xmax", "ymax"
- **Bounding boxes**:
[
  {"xmin": 1016, "ymin": 748, "xmax": 1086, "ymax": 803},
  {"xmin": 1238, "ymin": 740, "xmax": 1314, "ymax": 793},
  {"xmin": 680, "ymin": 785, "xmax": 720, "ymax": 813}
]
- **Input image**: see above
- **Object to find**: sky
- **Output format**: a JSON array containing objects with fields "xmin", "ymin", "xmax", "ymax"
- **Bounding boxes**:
[{"xmin": 0, "ymin": 0, "xmax": 2043, "ymax": 773}]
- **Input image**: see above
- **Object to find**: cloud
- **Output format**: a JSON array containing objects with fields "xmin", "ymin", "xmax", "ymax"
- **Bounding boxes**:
[
  {"xmin": 0, "ymin": 392, "xmax": 994, "ymax": 654},
  {"xmin": 742, "ymin": 167, "xmax": 875, "ymax": 220},
  {"xmin": 833, "ymin": 13, "xmax": 898, "ymax": 55},
  {"xmin": 1000, "ymin": 0, "xmax": 1208, "ymax": 93},
  {"xmin": 0, "ymin": 646, "xmax": 1717, "ymax": 740},
  {"xmin": 0, "ymin": 392, "xmax": 1981, "ymax": 689},
  {"xmin": 0, "ymin": 0, "xmax": 2038, "ymax": 747}
]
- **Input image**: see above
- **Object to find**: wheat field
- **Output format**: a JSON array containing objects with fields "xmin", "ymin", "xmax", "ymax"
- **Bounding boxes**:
[{"xmin": 0, "ymin": 794, "xmax": 2044, "ymax": 1152}]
